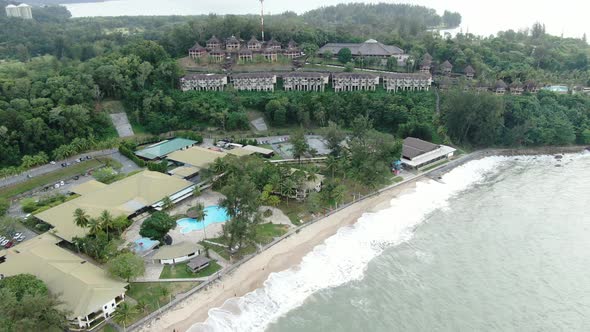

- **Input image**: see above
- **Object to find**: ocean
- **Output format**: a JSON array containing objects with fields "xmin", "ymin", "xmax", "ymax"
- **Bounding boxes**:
[
  {"xmin": 63, "ymin": 0, "xmax": 590, "ymax": 39},
  {"xmin": 190, "ymin": 153, "xmax": 590, "ymax": 331}
]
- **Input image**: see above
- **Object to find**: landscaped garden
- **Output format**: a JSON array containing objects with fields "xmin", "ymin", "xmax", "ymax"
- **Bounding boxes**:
[{"xmin": 159, "ymin": 260, "xmax": 222, "ymax": 279}]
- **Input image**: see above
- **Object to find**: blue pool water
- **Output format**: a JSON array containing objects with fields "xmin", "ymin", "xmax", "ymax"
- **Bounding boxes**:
[
  {"xmin": 177, "ymin": 206, "xmax": 230, "ymax": 234},
  {"xmin": 133, "ymin": 237, "xmax": 159, "ymax": 253}
]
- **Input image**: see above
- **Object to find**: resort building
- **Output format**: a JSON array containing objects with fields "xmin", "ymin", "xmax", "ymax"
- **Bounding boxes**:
[
  {"xmin": 35, "ymin": 171, "xmax": 194, "ymax": 242},
  {"xmin": 332, "ymin": 73, "xmax": 380, "ymax": 92},
  {"xmin": 475, "ymin": 80, "xmax": 490, "ymax": 93},
  {"xmin": 494, "ymin": 80, "xmax": 507, "ymax": 95},
  {"xmin": 226, "ymin": 35, "xmax": 241, "ymax": 51},
  {"xmin": 0, "ymin": 233, "xmax": 128, "ymax": 331},
  {"xmin": 420, "ymin": 53, "xmax": 433, "ymax": 73},
  {"xmin": 524, "ymin": 81, "xmax": 540, "ymax": 93},
  {"xmin": 441, "ymin": 60, "xmax": 453, "ymax": 75},
  {"xmin": 283, "ymin": 40, "xmax": 301, "ymax": 58},
  {"xmin": 167, "ymin": 165, "xmax": 201, "ymax": 180},
  {"xmin": 188, "ymin": 42, "xmax": 207, "ymax": 59},
  {"xmin": 167, "ymin": 146, "xmax": 227, "ymax": 171},
  {"xmin": 542, "ymin": 85, "xmax": 569, "ymax": 94},
  {"xmin": 241, "ymin": 145, "xmax": 275, "ymax": 158},
  {"xmin": 278, "ymin": 169, "xmax": 324, "ymax": 200},
  {"xmin": 401, "ymin": 137, "xmax": 456, "ymax": 170},
  {"xmin": 319, "ymin": 39, "xmax": 409, "ymax": 65},
  {"xmin": 206, "ymin": 36, "xmax": 222, "ymax": 50},
  {"xmin": 282, "ymin": 72, "xmax": 329, "ymax": 92},
  {"xmin": 152, "ymin": 242, "xmax": 204, "ymax": 265},
  {"xmin": 262, "ymin": 48, "xmax": 278, "ymax": 62},
  {"xmin": 464, "ymin": 65, "xmax": 476, "ymax": 80},
  {"xmin": 247, "ymin": 36, "xmax": 262, "ymax": 50},
  {"xmin": 5, "ymin": 3, "xmax": 33, "ymax": 19},
  {"xmin": 208, "ymin": 49, "xmax": 226, "ymax": 63},
  {"xmin": 180, "ymin": 74, "xmax": 228, "ymax": 92},
  {"xmin": 382, "ymin": 73, "xmax": 432, "ymax": 92},
  {"xmin": 266, "ymin": 38, "xmax": 282, "ymax": 50},
  {"xmin": 510, "ymin": 82, "xmax": 524, "ymax": 95},
  {"xmin": 238, "ymin": 49, "xmax": 253, "ymax": 62},
  {"xmin": 231, "ymin": 73, "xmax": 277, "ymax": 92},
  {"xmin": 135, "ymin": 137, "xmax": 198, "ymax": 160},
  {"xmin": 187, "ymin": 256, "xmax": 212, "ymax": 273}
]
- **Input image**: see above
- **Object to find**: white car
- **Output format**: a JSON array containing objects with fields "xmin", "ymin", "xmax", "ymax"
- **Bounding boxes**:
[
  {"xmin": 0, "ymin": 237, "xmax": 5, "ymax": 242},
  {"xmin": 13, "ymin": 233, "xmax": 22, "ymax": 239},
  {"xmin": 50, "ymin": 161, "xmax": 56, "ymax": 165},
  {"xmin": 17, "ymin": 236, "xmax": 25, "ymax": 242},
  {"xmin": 0, "ymin": 240, "xmax": 8, "ymax": 246},
  {"xmin": 60, "ymin": 181, "xmax": 65, "ymax": 186}
]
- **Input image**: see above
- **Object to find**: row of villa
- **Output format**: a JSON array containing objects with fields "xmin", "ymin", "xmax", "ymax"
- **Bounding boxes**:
[
  {"xmin": 180, "ymin": 72, "xmax": 433, "ymax": 93},
  {"xmin": 189, "ymin": 36, "xmax": 302, "ymax": 62}
]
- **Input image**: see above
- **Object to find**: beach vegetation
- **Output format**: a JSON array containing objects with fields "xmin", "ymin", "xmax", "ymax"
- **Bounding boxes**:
[
  {"xmin": 139, "ymin": 211, "xmax": 176, "ymax": 242},
  {"xmin": 107, "ymin": 252, "xmax": 146, "ymax": 282},
  {"xmin": 159, "ymin": 261, "xmax": 222, "ymax": 279}
]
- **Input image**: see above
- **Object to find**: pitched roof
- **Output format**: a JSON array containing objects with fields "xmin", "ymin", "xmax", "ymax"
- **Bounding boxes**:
[
  {"xmin": 464, "ymin": 65, "xmax": 475, "ymax": 74},
  {"xmin": 209, "ymin": 48, "xmax": 226, "ymax": 55},
  {"xmin": 423, "ymin": 52, "xmax": 433, "ymax": 61},
  {"xmin": 441, "ymin": 60, "xmax": 453, "ymax": 69},
  {"xmin": 495, "ymin": 79, "xmax": 507, "ymax": 89},
  {"xmin": 207, "ymin": 35, "xmax": 220, "ymax": 44},
  {"xmin": 266, "ymin": 38, "xmax": 281, "ymax": 46},
  {"xmin": 35, "ymin": 171, "xmax": 193, "ymax": 242},
  {"xmin": 288, "ymin": 39, "xmax": 298, "ymax": 48},
  {"xmin": 167, "ymin": 146, "xmax": 227, "ymax": 169},
  {"xmin": 383, "ymin": 72, "xmax": 432, "ymax": 80},
  {"xmin": 232, "ymin": 72, "xmax": 277, "ymax": 79},
  {"xmin": 70, "ymin": 180, "xmax": 107, "ymax": 196},
  {"xmin": 152, "ymin": 242, "xmax": 203, "ymax": 260},
  {"xmin": 332, "ymin": 72, "xmax": 379, "ymax": 79},
  {"xmin": 182, "ymin": 73, "xmax": 227, "ymax": 81},
  {"xmin": 226, "ymin": 35, "xmax": 240, "ymax": 44},
  {"xmin": 226, "ymin": 148, "xmax": 256, "ymax": 157},
  {"xmin": 318, "ymin": 39, "xmax": 404, "ymax": 57},
  {"xmin": 242, "ymin": 145, "xmax": 275, "ymax": 155},
  {"xmin": 283, "ymin": 72, "xmax": 328, "ymax": 78},
  {"xmin": 238, "ymin": 48, "xmax": 253, "ymax": 55},
  {"xmin": 187, "ymin": 256, "xmax": 211, "ymax": 270},
  {"xmin": 0, "ymin": 234, "xmax": 127, "ymax": 319},
  {"xmin": 189, "ymin": 42, "xmax": 206, "ymax": 51},
  {"xmin": 248, "ymin": 36, "xmax": 260, "ymax": 45},
  {"xmin": 135, "ymin": 138, "xmax": 197, "ymax": 160},
  {"xmin": 402, "ymin": 137, "xmax": 439, "ymax": 160}
]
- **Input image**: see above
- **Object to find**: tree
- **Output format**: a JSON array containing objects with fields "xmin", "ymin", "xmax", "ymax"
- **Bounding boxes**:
[
  {"xmin": 290, "ymin": 129, "xmax": 309, "ymax": 163},
  {"xmin": 73, "ymin": 208, "xmax": 90, "ymax": 229},
  {"xmin": 325, "ymin": 121, "xmax": 345, "ymax": 157},
  {"xmin": 0, "ymin": 198, "xmax": 9, "ymax": 217},
  {"xmin": 161, "ymin": 196, "xmax": 173, "ymax": 211},
  {"xmin": 107, "ymin": 252, "xmax": 145, "ymax": 282},
  {"xmin": 88, "ymin": 218, "xmax": 104, "ymax": 236},
  {"xmin": 99, "ymin": 210, "xmax": 115, "ymax": 240},
  {"xmin": 0, "ymin": 275, "xmax": 69, "ymax": 331},
  {"xmin": 113, "ymin": 302, "xmax": 136, "ymax": 328},
  {"xmin": 188, "ymin": 202, "xmax": 208, "ymax": 238},
  {"xmin": 140, "ymin": 211, "xmax": 176, "ymax": 242},
  {"xmin": 93, "ymin": 167, "xmax": 118, "ymax": 184},
  {"xmin": 337, "ymin": 48, "xmax": 352, "ymax": 64}
]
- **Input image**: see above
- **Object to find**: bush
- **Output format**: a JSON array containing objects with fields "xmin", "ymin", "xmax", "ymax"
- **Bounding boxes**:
[
  {"xmin": 263, "ymin": 209, "xmax": 273, "ymax": 218},
  {"xmin": 21, "ymin": 198, "xmax": 38, "ymax": 213},
  {"xmin": 140, "ymin": 211, "xmax": 176, "ymax": 242},
  {"xmin": 176, "ymin": 131, "xmax": 203, "ymax": 143},
  {"xmin": 118, "ymin": 145, "xmax": 146, "ymax": 167},
  {"xmin": 93, "ymin": 167, "xmax": 118, "ymax": 184},
  {"xmin": 0, "ymin": 199, "xmax": 9, "ymax": 217}
]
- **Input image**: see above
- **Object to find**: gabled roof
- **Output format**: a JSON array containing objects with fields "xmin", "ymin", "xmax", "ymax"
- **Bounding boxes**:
[
  {"xmin": 383, "ymin": 72, "xmax": 432, "ymax": 80},
  {"xmin": 238, "ymin": 48, "xmax": 253, "ymax": 55},
  {"xmin": 232, "ymin": 72, "xmax": 277, "ymax": 79},
  {"xmin": 209, "ymin": 48, "xmax": 226, "ymax": 55},
  {"xmin": 135, "ymin": 138, "xmax": 197, "ymax": 160},
  {"xmin": 248, "ymin": 36, "xmax": 260, "ymax": 45},
  {"xmin": 464, "ymin": 65, "xmax": 475, "ymax": 74},
  {"xmin": 319, "ymin": 39, "xmax": 404, "ymax": 57},
  {"xmin": 288, "ymin": 39, "xmax": 298, "ymax": 48},
  {"xmin": 441, "ymin": 60, "xmax": 453, "ymax": 69},
  {"xmin": 35, "ymin": 171, "xmax": 193, "ymax": 242},
  {"xmin": 189, "ymin": 42, "xmax": 206, "ymax": 51},
  {"xmin": 207, "ymin": 35, "xmax": 221, "ymax": 44},
  {"xmin": 70, "ymin": 180, "xmax": 107, "ymax": 196},
  {"xmin": 283, "ymin": 72, "xmax": 329, "ymax": 78},
  {"xmin": 167, "ymin": 146, "xmax": 227, "ymax": 169},
  {"xmin": 423, "ymin": 52, "xmax": 433, "ymax": 62},
  {"xmin": 402, "ymin": 137, "xmax": 439, "ymax": 160},
  {"xmin": 495, "ymin": 79, "xmax": 507, "ymax": 89},
  {"xmin": 332, "ymin": 72, "xmax": 379, "ymax": 79},
  {"xmin": 152, "ymin": 242, "xmax": 203, "ymax": 260},
  {"xmin": 226, "ymin": 35, "xmax": 240, "ymax": 44},
  {"xmin": 182, "ymin": 73, "xmax": 226, "ymax": 80},
  {"xmin": 266, "ymin": 38, "xmax": 281, "ymax": 46},
  {"xmin": 0, "ymin": 234, "xmax": 127, "ymax": 319}
]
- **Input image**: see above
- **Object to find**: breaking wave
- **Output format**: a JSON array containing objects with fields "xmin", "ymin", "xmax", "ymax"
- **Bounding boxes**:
[{"xmin": 189, "ymin": 156, "xmax": 511, "ymax": 332}]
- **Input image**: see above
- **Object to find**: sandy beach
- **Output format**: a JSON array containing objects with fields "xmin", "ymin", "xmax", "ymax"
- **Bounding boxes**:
[{"xmin": 138, "ymin": 179, "xmax": 419, "ymax": 332}]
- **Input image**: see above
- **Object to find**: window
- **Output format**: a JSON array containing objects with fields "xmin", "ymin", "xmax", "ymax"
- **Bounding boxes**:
[{"xmin": 112, "ymin": 303, "xmax": 115, "ymax": 307}]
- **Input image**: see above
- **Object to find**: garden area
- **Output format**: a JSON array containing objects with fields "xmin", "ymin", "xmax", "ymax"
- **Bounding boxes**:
[{"xmin": 159, "ymin": 260, "xmax": 222, "ymax": 279}]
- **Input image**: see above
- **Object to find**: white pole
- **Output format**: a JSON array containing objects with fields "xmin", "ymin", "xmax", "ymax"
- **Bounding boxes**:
[{"xmin": 260, "ymin": 0, "xmax": 265, "ymax": 41}]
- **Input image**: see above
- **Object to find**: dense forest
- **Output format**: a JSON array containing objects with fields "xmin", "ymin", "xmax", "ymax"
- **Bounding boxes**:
[{"xmin": 0, "ymin": 2, "xmax": 589, "ymax": 170}]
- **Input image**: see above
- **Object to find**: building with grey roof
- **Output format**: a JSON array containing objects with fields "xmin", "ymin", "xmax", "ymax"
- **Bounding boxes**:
[
  {"xmin": 319, "ymin": 39, "xmax": 409, "ymax": 65},
  {"xmin": 231, "ymin": 72, "xmax": 277, "ymax": 91},
  {"xmin": 283, "ymin": 72, "xmax": 329, "ymax": 92},
  {"xmin": 332, "ymin": 72, "xmax": 380, "ymax": 92},
  {"xmin": 180, "ymin": 74, "xmax": 228, "ymax": 91},
  {"xmin": 5, "ymin": 3, "xmax": 32, "ymax": 19},
  {"xmin": 382, "ymin": 73, "xmax": 432, "ymax": 92},
  {"xmin": 401, "ymin": 137, "xmax": 456, "ymax": 170}
]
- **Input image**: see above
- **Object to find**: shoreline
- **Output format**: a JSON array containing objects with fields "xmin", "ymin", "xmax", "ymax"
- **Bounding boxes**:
[{"xmin": 135, "ymin": 146, "xmax": 588, "ymax": 332}]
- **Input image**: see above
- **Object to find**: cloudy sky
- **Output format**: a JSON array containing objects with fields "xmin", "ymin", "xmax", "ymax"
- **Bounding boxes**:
[{"xmin": 67, "ymin": 0, "xmax": 590, "ymax": 39}]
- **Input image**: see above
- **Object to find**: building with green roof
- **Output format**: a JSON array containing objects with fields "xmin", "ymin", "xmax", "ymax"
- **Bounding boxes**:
[{"xmin": 134, "ymin": 138, "xmax": 197, "ymax": 161}]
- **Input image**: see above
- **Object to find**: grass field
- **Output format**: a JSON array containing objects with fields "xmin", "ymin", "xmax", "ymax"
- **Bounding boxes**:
[
  {"xmin": 159, "ymin": 261, "xmax": 222, "ymax": 279},
  {"xmin": 0, "ymin": 159, "xmax": 103, "ymax": 200}
]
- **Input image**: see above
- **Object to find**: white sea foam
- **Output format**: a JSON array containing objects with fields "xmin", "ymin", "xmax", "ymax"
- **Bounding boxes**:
[{"xmin": 189, "ymin": 156, "xmax": 511, "ymax": 332}]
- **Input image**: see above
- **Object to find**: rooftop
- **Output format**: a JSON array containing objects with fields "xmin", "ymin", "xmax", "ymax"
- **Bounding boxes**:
[
  {"xmin": 35, "ymin": 171, "xmax": 193, "ymax": 242},
  {"xmin": 402, "ymin": 137, "xmax": 439, "ymax": 160},
  {"xmin": 152, "ymin": 242, "xmax": 203, "ymax": 260},
  {"xmin": 0, "ymin": 234, "xmax": 127, "ymax": 319},
  {"xmin": 319, "ymin": 39, "xmax": 404, "ymax": 56},
  {"xmin": 135, "ymin": 138, "xmax": 197, "ymax": 160},
  {"xmin": 167, "ymin": 146, "xmax": 227, "ymax": 169},
  {"xmin": 69, "ymin": 180, "xmax": 107, "ymax": 196}
]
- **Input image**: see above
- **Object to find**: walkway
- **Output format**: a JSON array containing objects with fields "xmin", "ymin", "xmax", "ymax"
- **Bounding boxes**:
[{"xmin": 110, "ymin": 113, "xmax": 135, "ymax": 138}]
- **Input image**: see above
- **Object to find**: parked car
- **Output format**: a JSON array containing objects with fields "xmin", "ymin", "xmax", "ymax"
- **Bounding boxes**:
[
  {"xmin": 60, "ymin": 181, "xmax": 65, "ymax": 186},
  {"xmin": 13, "ymin": 233, "xmax": 22, "ymax": 239},
  {"xmin": 0, "ymin": 237, "xmax": 6, "ymax": 242},
  {"xmin": 73, "ymin": 175, "xmax": 80, "ymax": 180},
  {"xmin": 4, "ymin": 241, "xmax": 14, "ymax": 248},
  {"xmin": 0, "ymin": 240, "xmax": 8, "ymax": 246},
  {"xmin": 61, "ymin": 163, "xmax": 67, "ymax": 167},
  {"xmin": 85, "ymin": 156, "xmax": 91, "ymax": 160},
  {"xmin": 17, "ymin": 237, "xmax": 25, "ymax": 242},
  {"xmin": 50, "ymin": 161, "xmax": 56, "ymax": 165}
]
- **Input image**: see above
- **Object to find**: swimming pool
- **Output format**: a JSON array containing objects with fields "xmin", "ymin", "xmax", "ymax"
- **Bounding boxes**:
[
  {"xmin": 132, "ymin": 237, "xmax": 159, "ymax": 253},
  {"xmin": 177, "ymin": 206, "xmax": 230, "ymax": 234}
]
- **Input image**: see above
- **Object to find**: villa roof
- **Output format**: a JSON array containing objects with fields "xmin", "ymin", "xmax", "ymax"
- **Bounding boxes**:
[
  {"xmin": 135, "ymin": 138, "xmax": 197, "ymax": 160},
  {"xmin": 35, "ymin": 171, "xmax": 193, "ymax": 242},
  {"xmin": 167, "ymin": 146, "xmax": 227, "ymax": 169},
  {"xmin": 232, "ymin": 72, "xmax": 277, "ymax": 79},
  {"xmin": 207, "ymin": 35, "xmax": 221, "ymax": 44},
  {"xmin": 152, "ymin": 242, "xmax": 203, "ymax": 260},
  {"xmin": 288, "ymin": 39, "xmax": 298, "ymax": 48},
  {"xmin": 248, "ymin": 36, "xmax": 260, "ymax": 45},
  {"xmin": 382, "ymin": 72, "xmax": 432, "ymax": 80},
  {"xmin": 209, "ymin": 48, "xmax": 226, "ymax": 55},
  {"xmin": 189, "ymin": 42, "xmax": 206, "ymax": 51},
  {"xmin": 402, "ymin": 137, "xmax": 439, "ymax": 160},
  {"xmin": 495, "ymin": 80, "xmax": 508, "ymax": 89},
  {"xmin": 187, "ymin": 256, "xmax": 211, "ymax": 270},
  {"xmin": 464, "ymin": 65, "xmax": 475, "ymax": 74},
  {"xmin": 332, "ymin": 72, "xmax": 379, "ymax": 79},
  {"xmin": 238, "ymin": 48, "xmax": 253, "ymax": 55},
  {"xmin": 227, "ymin": 35, "xmax": 240, "ymax": 44},
  {"xmin": 319, "ymin": 39, "xmax": 404, "ymax": 57},
  {"xmin": 266, "ymin": 38, "xmax": 281, "ymax": 46},
  {"xmin": 0, "ymin": 234, "xmax": 128, "ymax": 319},
  {"xmin": 283, "ymin": 72, "xmax": 328, "ymax": 78},
  {"xmin": 182, "ymin": 73, "xmax": 227, "ymax": 81},
  {"xmin": 441, "ymin": 60, "xmax": 453, "ymax": 69},
  {"xmin": 70, "ymin": 180, "xmax": 107, "ymax": 196},
  {"xmin": 423, "ymin": 52, "xmax": 433, "ymax": 61}
]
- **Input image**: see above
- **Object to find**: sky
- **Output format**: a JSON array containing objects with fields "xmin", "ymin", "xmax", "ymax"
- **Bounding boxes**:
[{"xmin": 66, "ymin": 0, "xmax": 590, "ymax": 39}]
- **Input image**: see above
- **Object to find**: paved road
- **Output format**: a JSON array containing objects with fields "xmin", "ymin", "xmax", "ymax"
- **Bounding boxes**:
[{"xmin": 0, "ymin": 149, "xmax": 118, "ymax": 189}]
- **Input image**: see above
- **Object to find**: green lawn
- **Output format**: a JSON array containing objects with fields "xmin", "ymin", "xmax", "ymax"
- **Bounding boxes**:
[
  {"xmin": 0, "ymin": 159, "xmax": 103, "ymax": 200},
  {"xmin": 95, "ymin": 156, "xmax": 123, "ymax": 170},
  {"xmin": 159, "ymin": 261, "xmax": 222, "ymax": 279},
  {"xmin": 254, "ymin": 223, "xmax": 289, "ymax": 244},
  {"xmin": 277, "ymin": 200, "xmax": 308, "ymax": 225},
  {"xmin": 421, "ymin": 160, "xmax": 449, "ymax": 172},
  {"xmin": 124, "ymin": 282, "xmax": 200, "ymax": 325},
  {"xmin": 101, "ymin": 100, "xmax": 126, "ymax": 114}
]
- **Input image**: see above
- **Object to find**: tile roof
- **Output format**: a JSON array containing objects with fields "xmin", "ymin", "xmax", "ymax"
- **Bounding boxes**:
[{"xmin": 402, "ymin": 137, "xmax": 439, "ymax": 160}]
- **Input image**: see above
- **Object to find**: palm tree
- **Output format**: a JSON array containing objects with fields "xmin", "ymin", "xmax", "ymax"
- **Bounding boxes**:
[
  {"xmin": 192, "ymin": 186, "xmax": 201, "ymax": 198},
  {"xmin": 113, "ymin": 302, "xmax": 135, "ymax": 330},
  {"xmin": 88, "ymin": 218, "xmax": 103, "ymax": 236},
  {"xmin": 280, "ymin": 179, "xmax": 297, "ymax": 206},
  {"xmin": 325, "ymin": 156, "xmax": 339, "ymax": 178},
  {"xmin": 99, "ymin": 210, "xmax": 114, "ymax": 240},
  {"xmin": 134, "ymin": 300, "xmax": 148, "ymax": 315},
  {"xmin": 73, "ymin": 208, "xmax": 90, "ymax": 229},
  {"xmin": 192, "ymin": 202, "xmax": 208, "ymax": 239},
  {"xmin": 161, "ymin": 196, "xmax": 173, "ymax": 211},
  {"xmin": 212, "ymin": 157, "xmax": 227, "ymax": 175}
]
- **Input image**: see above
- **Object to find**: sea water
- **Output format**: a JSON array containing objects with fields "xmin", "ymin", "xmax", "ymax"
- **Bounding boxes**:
[{"xmin": 190, "ymin": 153, "xmax": 590, "ymax": 331}]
